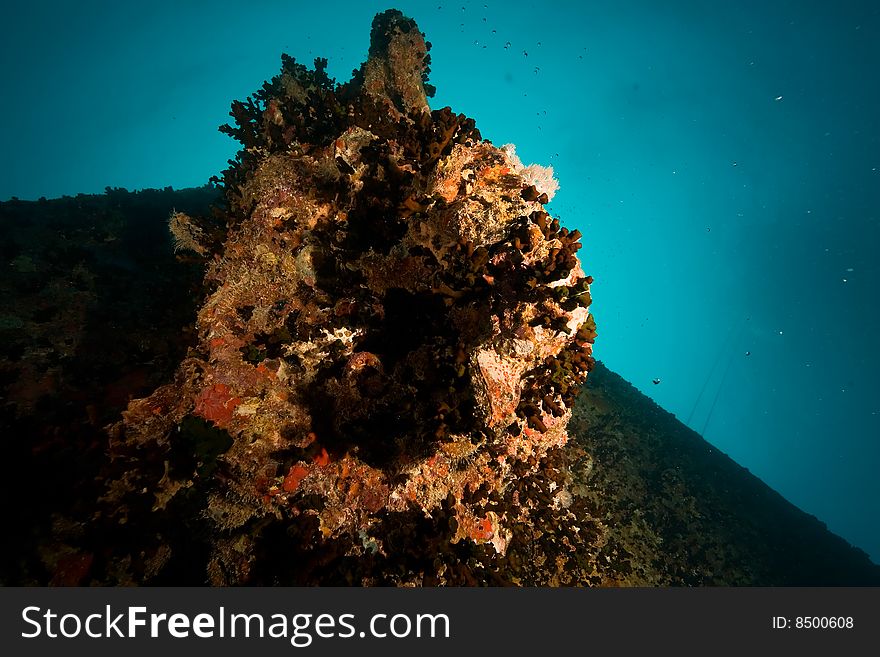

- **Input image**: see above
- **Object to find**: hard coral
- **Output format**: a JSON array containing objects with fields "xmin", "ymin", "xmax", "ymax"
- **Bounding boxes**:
[{"xmin": 105, "ymin": 8, "xmax": 595, "ymax": 585}]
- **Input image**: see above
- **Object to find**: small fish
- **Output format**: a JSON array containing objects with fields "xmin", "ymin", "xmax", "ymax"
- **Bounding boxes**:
[{"xmin": 652, "ymin": 378, "xmax": 661, "ymax": 385}]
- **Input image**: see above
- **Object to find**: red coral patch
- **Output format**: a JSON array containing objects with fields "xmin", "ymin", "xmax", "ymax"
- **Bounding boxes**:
[
  {"xmin": 193, "ymin": 383, "xmax": 241, "ymax": 427},
  {"xmin": 283, "ymin": 464, "xmax": 310, "ymax": 493},
  {"xmin": 313, "ymin": 447, "xmax": 331, "ymax": 467}
]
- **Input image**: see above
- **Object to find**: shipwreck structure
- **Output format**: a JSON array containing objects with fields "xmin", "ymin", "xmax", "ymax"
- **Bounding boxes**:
[{"xmin": 2, "ymin": 10, "xmax": 876, "ymax": 587}]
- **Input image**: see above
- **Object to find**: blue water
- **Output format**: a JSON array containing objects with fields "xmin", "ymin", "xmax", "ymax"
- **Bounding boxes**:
[{"xmin": 2, "ymin": 0, "xmax": 878, "ymax": 563}]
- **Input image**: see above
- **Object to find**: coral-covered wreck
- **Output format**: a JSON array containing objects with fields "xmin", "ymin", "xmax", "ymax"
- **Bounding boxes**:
[
  {"xmin": 103, "ymin": 9, "xmax": 596, "ymax": 584},
  {"xmin": 6, "ymin": 9, "xmax": 871, "ymax": 587}
]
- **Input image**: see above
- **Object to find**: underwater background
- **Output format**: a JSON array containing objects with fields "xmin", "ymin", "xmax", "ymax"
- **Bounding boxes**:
[{"xmin": 1, "ymin": 0, "xmax": 877, "ymax": 563}]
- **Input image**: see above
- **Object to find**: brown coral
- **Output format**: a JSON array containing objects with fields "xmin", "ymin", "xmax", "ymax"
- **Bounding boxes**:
[{"xmin": 103, "ymin": 8, "xmax": 594, "ymax": 585}]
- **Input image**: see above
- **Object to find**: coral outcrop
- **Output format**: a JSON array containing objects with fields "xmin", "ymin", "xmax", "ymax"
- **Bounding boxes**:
[{"xmin": 102, "ymin": 9, "xmax": 595, "ymax": 584}]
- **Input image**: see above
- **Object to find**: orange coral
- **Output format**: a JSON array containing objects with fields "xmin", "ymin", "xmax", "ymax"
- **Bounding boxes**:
[
  {"xmin": 193, "ymin": 383, "xmax": 240, "ymax": 427},
  {"xmin": 282, "ymin": 464, "xmax": 310, "ymax": 493},
  {"xmin": 313, "ymin": 448, "xmax": 331, "ymax": 467},
  {"xmin": 471, "ymin": 516, "xmax": 495, "ymax": 541}
]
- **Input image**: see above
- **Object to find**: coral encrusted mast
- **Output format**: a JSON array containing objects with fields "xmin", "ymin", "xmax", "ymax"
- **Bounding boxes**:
[{"xmin": 103, "ymin": 9, "xmax": 596, "ymax": 585}]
